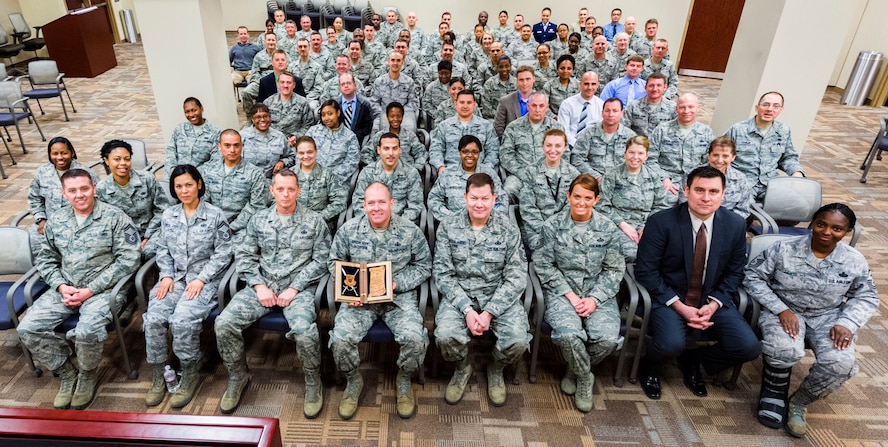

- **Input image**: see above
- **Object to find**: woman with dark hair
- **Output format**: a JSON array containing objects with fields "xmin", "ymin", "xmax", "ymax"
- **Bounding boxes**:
[
  {"xmin": 305, "ymin": 99, "xmax": 360, "ymax": 181},
  {"xmin": 361, "ymin": 101, "xmax": 428, "ymax": 170},
  {"xmin": 532, "ymin": 173, "xmax": 625, "ymax": 413},
  {"xmin": 427, "ymin": 134, "xmax": 506, "ymax": 221},
  {"xmin": 551, "ymin": 24, "xmax": 571, "ymax": 58},
  {"xmin": 543, "ymin": 54, "xmax": 579, "ymax": 114},
  {"xmin": 26, "ymin": 137, "xmax": 96, "ymax": 254},
  {"xmin": 143, "ymin": 164, "xmax": 232, "ymax": 409},
  {"xmin": 293, "ymin": 136, "xmax": 347, "ymax": 228},
  {"xmin": 164, "ymin": 97, "xmax": 222, "ymax": 173},
  {"xmin": 240, "ymin": 103, "xmax": 292, "ymax": 179},
  {"xmin": 96, "ymin": 139, "xmax": 169, "ymax": 257},
  {"xmin": 745, "ymin": 203, "xmax": 878, "ymax": 438}
]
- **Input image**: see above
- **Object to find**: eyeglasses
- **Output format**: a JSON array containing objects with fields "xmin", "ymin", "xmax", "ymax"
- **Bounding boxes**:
[{"xmin": 759, "ymin": 102, "xmax": 783, "ymax": 109}]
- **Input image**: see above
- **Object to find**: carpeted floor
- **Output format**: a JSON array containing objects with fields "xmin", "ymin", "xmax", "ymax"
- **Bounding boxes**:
[{"xmin": 1, "ymin": 42, "xmax": 887, "ymax": 447}]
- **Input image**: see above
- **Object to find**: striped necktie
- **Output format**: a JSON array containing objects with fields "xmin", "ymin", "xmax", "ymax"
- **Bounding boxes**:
[
  {"xmin": 577, "ymin": 101, "xmax": 590, "ymax": 134},
  {"xmin": 344, "ymin": 100, "xmax": 353, "ymax": 129}
]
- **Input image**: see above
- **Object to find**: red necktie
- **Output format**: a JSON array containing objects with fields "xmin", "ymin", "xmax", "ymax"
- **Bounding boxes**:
[{"xmin": 685, "ymin": 223, "xmax": 706, "ymax": 308}]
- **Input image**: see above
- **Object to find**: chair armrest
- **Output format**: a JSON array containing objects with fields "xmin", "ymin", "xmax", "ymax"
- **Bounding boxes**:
[
  {"xmin": 749, "ymin": 203, "xmax": 777, "ymax": 235},
  {"xmin": 620, "ymin": 266, "xmax": 641, "ymax": 336},
  {"xmin": 418, "ymin": 279, "xmax": 429, "ymax": 319},
  {"xmin": 429, "ymin": 276, "xmax": 440, "ymax": 310},
  {"xmin": 849, "ymin": 221, "xmax": 862, "ymax": 247},
  {"xmin": 216, "ymin": 262, "xmax": 237, "ymax": 307},
  {"xmin": 326, "ymin": 276, "xmax": 339, "ymax": 321},
  {"xmin": 314, "ymin": 274, "xmax": 329, "ymax": 314},
  {"xmin": 12, "ymin": 210, "xmax": 32, "ymax": 226},
  {"xmin": 107, "ymin": 272, "xmax": 136, "ymax": 317},
  {"xmin": 223, "ymin": 264, "xmax": 240, "ymax": 311},
  {"xmin": 7, "ymin": 266, "xmax": 41, "ymax": 326},
  {"xmin": 33, "ymin": 26, "xmax": 42, "ymax": 39},
  {"xmin": 134, "ymin": 256, "xmax": 159, "ymax": 310},
  {"xmin": 149, "ymin": 162, "xmax": 165, "ymax": 175},
  {"xmin": 23, "ymin": 268, "xmax": 44, "ymax": 307},
  {"xmin": 527, "ymin": 262, "xmax": 545, "ymax": 331}
]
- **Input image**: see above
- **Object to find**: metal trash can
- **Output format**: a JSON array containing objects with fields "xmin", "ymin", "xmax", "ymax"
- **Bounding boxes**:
[
  {"xmin": 120, "ymin": 9, "xmax": 138, "ymax": 44},
  {"xmin": 841, "ymin": 51, "xmax": 883, "ymax": 106}
]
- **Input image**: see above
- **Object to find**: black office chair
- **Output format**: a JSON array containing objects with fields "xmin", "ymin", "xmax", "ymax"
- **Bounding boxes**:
[
  {"xmin": 7, "ymin": 13, "xmax": 44, "ymax": 59},
  {"xmin": 860, "ymin": 116, "xmax": 888, "ymax": 183},
  {"xmin": 0, "ymin": 26, "xmax": 24, "ymax": 75}
]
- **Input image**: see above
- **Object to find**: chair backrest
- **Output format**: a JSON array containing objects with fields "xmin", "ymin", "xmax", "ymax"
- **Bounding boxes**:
[
  {"xmin": 0, "ymin": 63, "xmax": 7, "ymax": 80},
  {"xmin": 761, "ymin": 177, "xmax": 822, "ymax": 222},
  {"xmin": 0, "ymin": 26, "xmax": 11, "ymax": 46},
  {"xmin": 0, "ymin": 227, "xmax": 33, "ymax": 275},
  {"xmin": 7, "ymin": 13, "xmax": 30, "ymax": 38},
  {"xmin": 747, "ymin": 234, "xmax": 794, "ymax": 263},
  {"xmin": 26, "ymin": 60, "xmax": 60, "ymax": 85},
  {"xmin": 0, "ymin": 80, "xmax": 23, "ymax": 109},
  {"xmin": 122, "ymin": 138, "xmax": 149, "ymax": 170}
]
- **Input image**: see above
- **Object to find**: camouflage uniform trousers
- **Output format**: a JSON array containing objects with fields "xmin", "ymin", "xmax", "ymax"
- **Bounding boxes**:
[
  {"xmin": 215, "ymin": 284, "xmax": 320, "ymax": 369},
  {"xmin": 760, "ymin": 309, "xmax": 856, "ymax": 399},
  {"xmin": 434, "ymin": 297, "xmax": 531, "ymax": 365},
  {"xmin": 143, "ymin": 279, "xmax": 221, "ymax": 364},
  {"xmin": 329, "ymin": 296, "xmax": 428, "ymax": 373},
  {"xmin": 617, "ymin": 228, "xmax": 641, "ymax": 263},
  {"xmin": 544, "ymin": 293, "xmax": 621, "ymax": 376},
  {"xmin": 18, "ymin": 289, "xmax": 127, "ymax": 371}
]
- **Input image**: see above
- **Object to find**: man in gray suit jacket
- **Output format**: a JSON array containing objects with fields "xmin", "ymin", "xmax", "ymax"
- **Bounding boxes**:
[{"xmin": 494, "ymin": 65, "xmax": 536, "ymax": 141}]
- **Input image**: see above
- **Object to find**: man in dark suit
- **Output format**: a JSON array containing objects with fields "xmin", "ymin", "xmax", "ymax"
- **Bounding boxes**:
[
  {"xmin": 635, "ymin": 166, "xmax": 761, "ymax": 400},
  {"xmin": 493, "ymin": 66, "xmax": 536, "ymax": 141},
  {"xmin": 257, "ymin": 49, "xmax": 306, "ymax": 104},
  {"xmin": 338, "ymin": 73, "xmax": 375, "ymax": 146}
]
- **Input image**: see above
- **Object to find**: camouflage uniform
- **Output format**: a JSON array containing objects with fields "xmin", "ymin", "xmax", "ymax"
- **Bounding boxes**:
[
  {"xmin": 199, "ymin": 158, "xmax": 270, "ymax": 233},
  {"xmin": 641, "ymin": 59, "xmax": 679, "ymax": 100},
  {"xmin": 745, "ymin": 235, "xmax": 878, "ymax": 400},
  {"xmin": 583, "ymin": 55, "xmax": 617, "ymax": 94},
  {"xmin": 431, "ymin": 101, "xmax": 457, "ymax": 126},
  {"xmin": 96, "ymin": 169, "xmax": 170, "ymax": 257},
  {"xmin": 328, "ymin": 214, "xmax": 431, "ymax": 374},
  {"xmin": 262, "ymin": 93, "xmax": 316, "ymax": 138},
  {"xmin": 239, "ymin": 125, "xmax": 293, "ymax": 179},
  {"xmin": 570, "ymin": 124, "xmax": 636, "ymax": 178},
  {"xmin": 433, "ymin": 211, "xmax": 531, "ymax": 365},
  {"xmin": 304, "ymin": 123, "xmax": 360, "ymax": 182},
  {"xmin": 351, "ymin": 160, "xmax": 424, "ymax": 223},
  {"xmin": 27, "ymin": 161, "xmax": 96, "ymax": 255},
  {"xmin": 370, "ymin": 73, "xmax": 419, "ymax": 128},
  {"xmin": 543, "ymin": 77, "xmax": 580, "ymax": 115},
  {"xmin": 427, "ymin": 163, "xmax": 507, "ymax": 222},
  {"xmin": 532, "ymin": 207, "xmax": 625, "ymax": 375},
  {"xmin": 607, "ymin": 48, "xmax": 637, "ymax": 78},
  {"xmin": 550, "ymin": 39, "xmax": 569, "ymax": 59},
  {"xmin": 596, "ymin": 163, "xmax": 670, "ymax": 261},
  {"xmin": 422, "ymin": 80, "xmax": 450, "ymax": 117},
  {"xmin": 724, "ymin": 118, "xmax": 805, "ymax": 199},
  {"xmin": 628, "ymin": 32, "xmax": 646, "ymax": 56},
  {"xmin": 532, "ymin": 62, "xmax": 556, "ymax": 91},
  {"xmin": 378, "ymin": 22, "xmax": 406, "ymax": 48},
  {"xmin": 144, "ymin": 200, "xmax": 232, "ymax": 364},
  {"xmin": 480, "ymin": 76, "xmax": 517, "ymax": 120},
  {"xmin": 499, "ymin": 115, "xmax": 565, "ymax": 197},
  {"xmin": 17, "ymin": 201, "xmax": 141, "ymax": 371},
  {"xmin": 506, "ymin": 40, "xmax": 537, "ymax": 61},
  {"xmin": 621, "ymin": 97, "xmax": 677, "ymax": 137},
  {"xmin": 647, "ymin": 120, "xmax": 715, "ymax": 205},
  {"xmin": 215, "ymin": 204, "xmax": 331, "ymax": 371},
  {"xmin": 348, "ymin": 57, "xmax": 377, "ymax": 87},
  {"xmin": 472, "ymin": 60, "xmax": 500, "ymax": 94},
  {"xmin": 165, "ymin": 121, "xmax": 222, "ymax": 172},
  {"xmin": 429, "ymin": 115, "xmax": 500, "ymax": 170},
  {"xmin": 678, "ymin": 164, "xmax": 754, "ymax": 219},
  {"xmin": 296, "ymin": 164, "xmax": 348, "ymax": 223},
  {"xmin": 517, "ymin": 161, "xmax": 580, "ymax": 251},
  {"xmin": 361, "ymin": 127, "xmax": 428, "ymax": 170},
  {"xmin": 289, "ymin": 59, "xmax": 325, "ymax": 98}
]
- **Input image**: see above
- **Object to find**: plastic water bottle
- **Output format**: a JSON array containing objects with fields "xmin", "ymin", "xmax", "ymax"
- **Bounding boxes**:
[{"xmin": 164, "ymin": 365, "xmax": 179, "ymax": 393}]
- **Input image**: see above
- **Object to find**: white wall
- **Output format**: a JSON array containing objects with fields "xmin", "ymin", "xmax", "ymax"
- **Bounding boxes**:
[{"xmin": 220, "ymin": 0, "xmax": 692, "ymax": 60}]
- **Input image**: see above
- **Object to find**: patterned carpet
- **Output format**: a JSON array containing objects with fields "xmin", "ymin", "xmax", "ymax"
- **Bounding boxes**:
[{"xmin": 1, "ymin": 43, "xmax": 887, "ymax": 447}]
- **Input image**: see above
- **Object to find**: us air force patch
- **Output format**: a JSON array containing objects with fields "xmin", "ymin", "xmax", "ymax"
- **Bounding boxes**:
[
  {"xmin": 217, "ymin": 221, "xmax": 231, "ymax": 242},
  {"xmin": 124, "ymin": 224, "xmax": 139, "ymax": 245}
]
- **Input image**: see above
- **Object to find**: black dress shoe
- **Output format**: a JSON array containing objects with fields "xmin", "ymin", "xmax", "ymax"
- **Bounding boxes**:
[
  {"xmin": 681, "ymin": 365, "xmax": 708, "ymax": 397},
  {"xmin": 641, "ymin": 374, "xmax": 661, "ymax": 400}
]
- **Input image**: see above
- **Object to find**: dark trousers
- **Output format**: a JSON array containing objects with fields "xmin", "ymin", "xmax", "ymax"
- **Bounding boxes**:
[{"xmin": 644, "ymin": 304, "xmax": 761, "ymax": 375}]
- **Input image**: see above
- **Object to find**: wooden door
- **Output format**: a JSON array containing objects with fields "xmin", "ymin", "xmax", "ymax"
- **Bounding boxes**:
[{"xmin": 678, "ymin": 0, "xmax": 745, "ymax": 79}]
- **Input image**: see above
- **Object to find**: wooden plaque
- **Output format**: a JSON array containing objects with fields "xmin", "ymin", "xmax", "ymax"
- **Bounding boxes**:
[{"xmin": 334, "ymin": 260, "xmax": 393, "ymax": 304}]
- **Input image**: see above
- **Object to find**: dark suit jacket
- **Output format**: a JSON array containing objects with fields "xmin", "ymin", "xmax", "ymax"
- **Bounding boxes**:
[
  {"xmin": 256, "ymin": 73, "xmax": 306, "ymax": 104},
  {"xmin": 343, "ymin": 94, "xmax": 375, "ymax": 146},
  {"xmin": 494, "ymin": 92, "xmax": 523, "ymax": 141},
  {"xmin": 635, "ymin": 203, "xmax": 747, "ymax": 310}
]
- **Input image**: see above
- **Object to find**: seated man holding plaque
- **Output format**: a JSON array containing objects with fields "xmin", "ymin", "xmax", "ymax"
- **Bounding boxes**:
[
  {"xmin": 328, "ymin": 182, "xmax": 432, "ymax": 420},
  {"xmin": 433, "ymin": 173, "xmax": 531, "ymax": 408}
]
